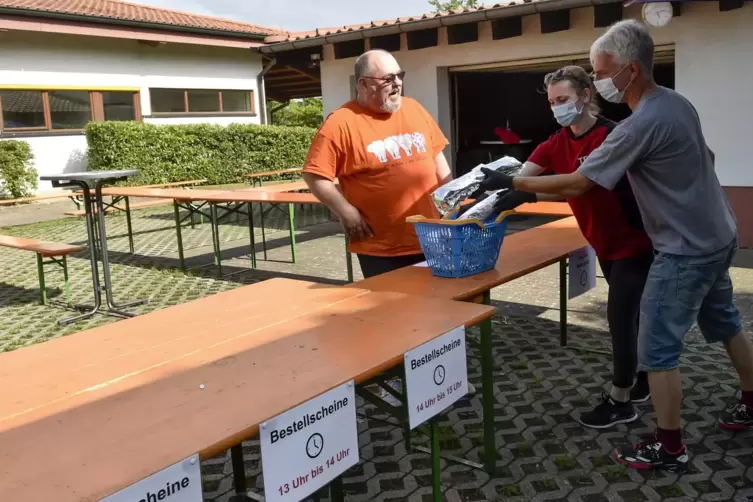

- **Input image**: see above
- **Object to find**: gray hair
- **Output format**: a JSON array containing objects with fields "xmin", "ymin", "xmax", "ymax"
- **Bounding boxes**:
[
  {"xmin": 354, "ymin": 49, "xmax": 392, "ymax": 81},
  {"xmin": 591, "ymin": 20, "xmax": 655, "ymax": 79}
]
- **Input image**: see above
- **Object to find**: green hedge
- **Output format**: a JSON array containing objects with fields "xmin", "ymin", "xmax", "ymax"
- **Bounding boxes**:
[
  {"xmin": 0, "ymin": 140, "xmax": 37, "ymax": 198},
  {"xmin": 85, "ymin": 122, "xmax": 316, "ymax": 186}
]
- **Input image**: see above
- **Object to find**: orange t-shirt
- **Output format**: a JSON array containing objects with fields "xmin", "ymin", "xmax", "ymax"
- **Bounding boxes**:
[{"xmin": 304, "ymin": 98, "xmax": 449, "ymax": 257}]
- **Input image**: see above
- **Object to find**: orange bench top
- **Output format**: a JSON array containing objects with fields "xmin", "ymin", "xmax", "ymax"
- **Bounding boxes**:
[
  {"xmin": 515, "ymin": 201, "xmax": 573, "ymax": 216},
  {"xmin": 100, "ymin": 187, "xmax": 206, "ymax": 198},
  {"xmin": 352, "ymin": 216, "xmax": 587, "ymax": 301},
  {"xmin": 180, "ymin": 190, "xmax": 320, "ymax": 204},
  {"xmin": 245, "ymin": 167, "xmax": 302, "ymax": 179},
  {"xmin": 64, "ymin": 199, "xmax": 170, "ymax": 216},
  {"xmin": 0, "ymin": 235, "xmax": 84, "ymax": 257},
  {"xmin": 99, "ymin": 187, "xmax": 321, "ymax": 205},
  {"xmin": 0, "ymin": 278, "xmax": 493, "ymax": 502},
  {"xmin": 0, "ymin": 192, "xmax": 76, "ymax": 206},
  {"xmin": 238, "ymin": 180, "xmax": 310, "ymax": 193}
]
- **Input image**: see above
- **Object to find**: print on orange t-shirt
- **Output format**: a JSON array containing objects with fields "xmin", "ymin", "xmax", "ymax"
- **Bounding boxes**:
[{"xmin": 304, "ymin": 97, "xmax": 449, "ymax": 257}]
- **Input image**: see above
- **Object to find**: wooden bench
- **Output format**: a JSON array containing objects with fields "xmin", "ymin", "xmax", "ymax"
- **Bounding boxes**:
[
  {"xmin": 244, "ymin": 167, "xmax": 302, "ymax": 186},
  {"xmin": 0, "ymin": 191, "xmax": 78, "ymax": 207},
  {"xmin": 63, "ymin": 198, "xmax": 170, "ymax": 217},
  {"xmin": 63, "ymin": 180, "xmax": 206, "ymax": 253},
  {"xmin": 0, "ymin": 235, "xmax": 84, "ymax": 305},
  {"xmin": 0, "ymin": 278, "xmax": 493, "ymax": 501}
]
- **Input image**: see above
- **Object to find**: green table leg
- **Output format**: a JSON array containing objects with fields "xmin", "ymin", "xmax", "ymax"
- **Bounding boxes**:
[
  {"xmin": 125, "ymin": 196, "xmax": 134, "ymax": 254},
  {"xmin": 63, "ymin": 255, "xmax": 71, "ymax": 305},
  {"xmin": 329, "ymin": 477, "xmax": 345, "ymax": 502},
  {"xmin": 247, "ymin": 202, "xmax": 257, "ymax": 269},
  {"xmin": 173, "ymin": 202, "xmax": 185, "ymax": 271},
  {"xmin": 260, "ymin": 203, "xmax": 268, "ymax": 261},
  {"xmin": 345, "ymin": 234, "xmax": 353, "ymax": 283},
  {"xmin": 480, "ymin": 290, "xmax": 497, "ymax": 473},
  {"xmin": 288, "ymin": 202, "xmax": 297, "ymax": 264},
  {"xmin": 560, "ymin": 258, "xmax": 568, "ymax": 347},
  {"xmin": 402, "ymin": 367, "xmax": 411, "ymax": 452},
  {"xmin": 430, "ymin": 418, "xmax": 442, "ymax": 502},
  {"xmin": 36, "ymin": 253, "xmax": 46, "ymax": 305},
  {"xmin": 211, "ymin": 203, "xmax": 222, "ymax": 276}
]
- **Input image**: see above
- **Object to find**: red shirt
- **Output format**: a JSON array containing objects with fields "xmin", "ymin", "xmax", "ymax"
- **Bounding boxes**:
[{"xmin": 528, "ymin": 117, "xmax": 652, "ymax": 260}]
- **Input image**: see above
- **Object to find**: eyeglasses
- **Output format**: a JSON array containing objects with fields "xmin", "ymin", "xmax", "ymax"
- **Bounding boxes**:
[{"xmin": 361, "ymin": 70, "xmax": 406, "ymax": 85}]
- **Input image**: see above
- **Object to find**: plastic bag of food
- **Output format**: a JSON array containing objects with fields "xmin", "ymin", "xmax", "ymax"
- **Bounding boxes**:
[
  {"xmin": 432, "ymin": 156, "xmax": 522, "ymax": 216},
  {"xmin": 458, "ymin": 189, "xmax": 506, "ymax": 221}
]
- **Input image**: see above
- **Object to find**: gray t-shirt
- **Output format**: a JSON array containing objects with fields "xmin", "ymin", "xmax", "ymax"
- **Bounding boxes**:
[{"xmin": 578, "ymin": 86, "xmax": 736, "ymax": 256}]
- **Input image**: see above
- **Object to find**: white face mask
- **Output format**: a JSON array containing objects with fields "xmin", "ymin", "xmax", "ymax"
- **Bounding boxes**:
[
  {"xmin": 551, "ymin": 100, "xmax": 582, "ymax": 127},
  {"xmin": 595, "ymin": 65, "xmax": 631, "ymax": 104}
]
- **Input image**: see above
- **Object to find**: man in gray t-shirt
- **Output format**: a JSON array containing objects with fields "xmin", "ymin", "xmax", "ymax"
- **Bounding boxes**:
[
  {"xmin": 474, "ymin": 20, "xmax": 752, "ymax": 472},
  {"xmin": 579, "ymin": 85, "xmax": 737, "ymax": 256}
]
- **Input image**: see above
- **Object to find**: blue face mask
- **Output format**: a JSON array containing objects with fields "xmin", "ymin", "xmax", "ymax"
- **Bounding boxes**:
[{"xmin": 551, "ymin": 100, "xmax": 582, "ymax": 127}]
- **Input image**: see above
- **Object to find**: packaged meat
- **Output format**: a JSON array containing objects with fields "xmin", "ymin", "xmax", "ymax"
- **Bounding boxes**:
[
  {"xmin": 459, "ymin": 189, "xmax": 506, "ymax": 221},
  {"xmin": 432, "ymin": 156, "xmax": 522, "ymax": 216}
]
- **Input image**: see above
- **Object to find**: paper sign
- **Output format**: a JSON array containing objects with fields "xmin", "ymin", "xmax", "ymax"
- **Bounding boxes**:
[
  {"xmin": 569, "ymin": 246, "xmax": 597, "ymax": 299},
  {"xmin": 100, "ymin": 454, "xmax": 202, "ymax": 502},
  {"xmin": 404, "ymin": 326, "xmax": 468, "ymax": 429},
  {"xmin": 261, "ymin": 381, "xmax": 359, "ymax": 502}
]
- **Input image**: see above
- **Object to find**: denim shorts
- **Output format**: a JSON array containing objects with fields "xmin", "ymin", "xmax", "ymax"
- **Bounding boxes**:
[{"xmin": 638, "ymin": 237, "xmax": 743, "ymax": 372}]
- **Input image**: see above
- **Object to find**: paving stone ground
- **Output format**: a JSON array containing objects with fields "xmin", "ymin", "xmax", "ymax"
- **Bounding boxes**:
[{"xmin": 1, "ymin": 202, "xmax": 753, "ymax": 502}]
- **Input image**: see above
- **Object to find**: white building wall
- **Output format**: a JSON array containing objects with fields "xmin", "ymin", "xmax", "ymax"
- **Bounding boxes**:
[
  {"xmin": 0, "ymin": 31, "xmax": 263, "ymax": 192},
  {"xmin": 319, "ymin": 3, "xmax": 753, "ymax": 188}
]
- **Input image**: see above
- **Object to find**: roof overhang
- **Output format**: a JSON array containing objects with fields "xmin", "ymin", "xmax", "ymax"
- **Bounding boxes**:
[
  {"xmin": 0, "ymin": 13, "xmax": 267, "ymax": 49},
  {"xmin": 259, "ymin": 0, "xmax": 621, "ymax": 53},
  {"xmin": 0, "ymin": 6, "xmax": 271, "ymax": 39}
]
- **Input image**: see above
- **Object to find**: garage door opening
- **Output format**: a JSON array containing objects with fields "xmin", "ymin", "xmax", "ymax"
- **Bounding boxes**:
[{"xmin": 450, "ymin": 51, "xmax": 675, "ymax": 176}]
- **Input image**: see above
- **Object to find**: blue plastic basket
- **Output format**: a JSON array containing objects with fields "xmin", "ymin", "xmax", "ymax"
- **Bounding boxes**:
[{"xmin": 407, "ymin": 210, "xmax": 514, "ymax": 278}]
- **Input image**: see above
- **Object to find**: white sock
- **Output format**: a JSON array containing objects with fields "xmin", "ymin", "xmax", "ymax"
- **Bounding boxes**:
[{"xmin": 610, "ymin": 385, "xmax": 631, "ymax": 403}]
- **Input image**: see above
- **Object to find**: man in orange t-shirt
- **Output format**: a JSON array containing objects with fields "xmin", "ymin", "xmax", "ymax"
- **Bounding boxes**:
[{"xmin": 303, "ymin": 49, "xmax": 452, "ymax": 278}]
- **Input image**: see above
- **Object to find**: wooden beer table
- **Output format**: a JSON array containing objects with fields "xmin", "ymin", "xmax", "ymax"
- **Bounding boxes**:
[
  {"xmin": 351, "ymin": 216, "xmax": 588, "ymax": 473},
  {"xmin": 0, "ymin": 278, "xmax": 493, "ymax": 502}
]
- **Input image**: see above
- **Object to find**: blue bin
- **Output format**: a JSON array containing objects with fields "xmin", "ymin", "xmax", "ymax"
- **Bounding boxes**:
[{"xmin": 407, "ymin": 210, "xmax": 514, "ymax": 278}]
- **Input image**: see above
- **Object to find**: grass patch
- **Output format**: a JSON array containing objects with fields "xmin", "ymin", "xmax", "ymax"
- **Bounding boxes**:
[
  {"xmin": 510, "ymin": 360, "xmax": 528, "ymax": 370},
  {"xmin": 499, "ymin": 484, "xmax": 521, "ymax": 497},
  {"xmin": 604, "ymin": 464, "xmax": 629, "ymax": 482},
  {"xmin": 554, "ymin": 454, "xmax": 577, "ymax": 471},
  {"xmin": 592, "ymin": 454, "xmax": 611, "ymax": 468}
]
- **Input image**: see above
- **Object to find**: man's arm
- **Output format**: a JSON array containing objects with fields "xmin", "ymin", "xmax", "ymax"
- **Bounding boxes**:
[
  {"xmin": 516, "ymin": 161, "xmax": 566, "ymax": 201},
  {"xmin": 303, "ymin": 173, "xmax": 352, "ymax": 219},
  {"xmin": 434, "ymin": 151, "xmax": 452, "ymax": 185},
  {"xmin": 514, "ymin": 125, "xmax": 643, "ymax": 197},
  {"xmin": 303, "ymin": 173, "xmax": 374, "ymax": 240},
  {"xmin": 512, "ymin": 172, "xmax": 595, "ymax": 198}
]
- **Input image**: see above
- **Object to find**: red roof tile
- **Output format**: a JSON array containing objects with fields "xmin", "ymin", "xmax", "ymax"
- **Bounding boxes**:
[
  {"xmin": 264, "ymin": 2, "xmax": 532, "ymax": 43},
  {"xmin": 0, "ymin": 0, "xmax": 281, "ymax": 37}
]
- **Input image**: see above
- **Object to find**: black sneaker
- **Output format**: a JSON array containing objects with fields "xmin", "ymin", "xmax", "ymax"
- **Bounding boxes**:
[
  {"xmin": 630, "ymin": 373, "xmax": 651, "ymax": 403},
  {"xmin": 615, "ymin": 437, "xmax": 689, "ymax": 472},
  {"xmin": 719, "ymin": 402, "xmax": 753, "ymax": 431},
  {"xmin": 579, "ymin": 393, "xmax": 638, "ymax": 429}
]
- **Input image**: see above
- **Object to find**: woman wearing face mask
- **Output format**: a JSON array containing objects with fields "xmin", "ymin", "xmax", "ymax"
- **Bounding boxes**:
[{"xmin": 495, "ymin": 66, "xmax": 654, "ymax": 429}]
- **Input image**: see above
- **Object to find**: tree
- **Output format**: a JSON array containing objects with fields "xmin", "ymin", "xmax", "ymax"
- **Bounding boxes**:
[
  {"xmin": 428, "ymin": 0, "xmax": 479, "ymax": 12},
  {"xmin": 269, "ymin": 98, "xmax": 323, "ymax": 128}
]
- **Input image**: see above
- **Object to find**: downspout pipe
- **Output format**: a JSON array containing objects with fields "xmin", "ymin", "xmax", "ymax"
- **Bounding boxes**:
[{"xmin": 257, "ymin": 57, "xmax": 276, "ymax": 125}]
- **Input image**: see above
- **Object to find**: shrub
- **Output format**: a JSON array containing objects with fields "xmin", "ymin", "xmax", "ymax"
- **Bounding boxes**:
[
  {"xmin": 0, "ymin": 140, "xmax": 37, "ymax": 198},
  {"xmin": 85, "ymin": 121, "xmax": 316, "ymax": 186}
]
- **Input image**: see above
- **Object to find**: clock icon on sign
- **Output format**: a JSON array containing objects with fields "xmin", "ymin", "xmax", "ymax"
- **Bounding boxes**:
[
  {"xmin": 306, "ymin": 433, "xmax": 324, "ymax": 459},
  {"xmin": 434, "ymin": 364, "xmax": 446, "ymax": 386}
]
